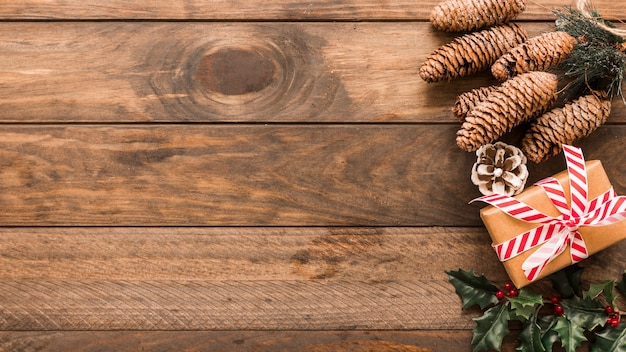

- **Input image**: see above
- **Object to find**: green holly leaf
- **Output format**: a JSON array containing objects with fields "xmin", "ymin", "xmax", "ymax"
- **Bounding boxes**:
[
  {"xmin": 552, "ymin": 315, "xmax": 588, "ymax": 352},
  {"xmin": 592, "ymin": 323, "xmax": 626, "ymax": 352},
  {"xmin": 471, "ymin": 304, "xmax": 510, "ymax": 352},
  {"xmin": 616, "ymin": 271, "xmax": 626, "ymax": 298},
  {"xmin": 548, "ymin": 264, "xmax": 584, "ymax": 298},
  {"xmin": 538, "ymin": 315, "xmax": 560, "ymax": 351},
  {"xmin": 509, "ymin": 288, "xmax": 544, "ymax": 321},
  {"xmin": 562, "ymin": 296, "xmax": 606, "ymax": 331},
  {"xmin": 584, "ymin": 280, "xmax": 617, "ymax": 306},
  {"xmin": 516, "ymin": 321, "xmax": 546, "ymax": 352},
  {"xmin": 446, "ymin": 268, "xmax": 498, "ymax": 310}
]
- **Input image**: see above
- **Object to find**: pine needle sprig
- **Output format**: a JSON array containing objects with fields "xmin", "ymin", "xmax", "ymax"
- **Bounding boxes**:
[
  {"xmin": 555, "ymin": 7, "xmax": 626, "ymax": 104},
  {"xmin": 560, "ymin": 42, "xmax": 626, "ymax": 103},
  {"xmin": 555, "ymin": 7, "xmax": 623, "ymax": 45}
]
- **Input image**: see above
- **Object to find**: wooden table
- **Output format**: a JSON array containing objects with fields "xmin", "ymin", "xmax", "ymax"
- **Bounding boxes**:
[{"xmin": 1, "ymin": 1, "xmax": 625, "ymax": 351}]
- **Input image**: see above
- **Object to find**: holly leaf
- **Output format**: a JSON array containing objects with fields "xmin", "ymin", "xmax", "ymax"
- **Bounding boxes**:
[
  {"xmin": 538, "ymin": 315, "xmax": 560, "ymax": 351},
  {"xmin": 516, "ymin": 321, "xmax": 546, "ymax": 352},
  {"xmin": 508, "ymin": 288, "xmax": 544, "ymax": 321},
  {"xmin": 471, "ymin": 304, "xmax": 510, "ymax": 352},
  {"xmin": 584, "ymin": 280, "xmax": 617, "ymax": 306},
  {"xmin": 616, "ymin": 271, "xmax": 626, "ymax": 298},
  {"xmin": 446, "ymin": 268, "xmax": 498, "ymax": 310},
  {"xmin": 562, "ymin": 296, "xmax": 606, "ymax": 331},
  {"xmin": 592, "ymin": 323, "xmax": 626, "ymax": 352},
  {"xmin": 548, "ymin": 264, "xmax": 584, "ymax": 298},
  {"xmin": 552, "ymin": 315, "xmax": 588, "ymax": 352}
]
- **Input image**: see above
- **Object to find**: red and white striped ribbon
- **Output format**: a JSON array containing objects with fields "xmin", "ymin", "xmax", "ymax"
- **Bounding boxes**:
[{"xmin": 473, "ymin": 145, "xmax": 626, "ymax": 283}]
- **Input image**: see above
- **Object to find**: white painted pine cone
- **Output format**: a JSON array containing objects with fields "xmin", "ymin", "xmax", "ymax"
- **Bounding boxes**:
[{"xmin": 471, "ymin": 142, "xmax": 529, "ymax": 196}]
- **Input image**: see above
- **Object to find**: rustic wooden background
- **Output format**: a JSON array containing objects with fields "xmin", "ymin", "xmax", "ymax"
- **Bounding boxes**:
[{"xmin": 0, "ymin": 1, "xmax": 625, "ymax": 351}]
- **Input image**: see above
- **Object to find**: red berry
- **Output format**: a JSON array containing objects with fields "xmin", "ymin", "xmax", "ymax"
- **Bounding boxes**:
[
  {"xmin": 550, "ymin": 296, "xmax": 560, "ymax": 304},
  {"xmin": 606, "ymin": 306, "xmax": 615, "ymax": 315},
  {"xmin": 553, "ymin": 305, "xmax": 564, "ymax": 316},
  {"xmin": 610, "ymin": 319, "xmax": 620, "ymax": 328},
  {"xmin": 504, "ymin": 282, "xmax": 514, "ymax": 291},
  {"xmin": 495, "ymin": 290, "xmax": 505, "ymax": 300},
  {"xmin": 508, "ymin": 289, "xmax": 519, "ymax": 297}
]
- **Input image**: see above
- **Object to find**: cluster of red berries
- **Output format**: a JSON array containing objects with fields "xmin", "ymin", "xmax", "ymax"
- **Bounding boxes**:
[
  {"xmin": 550, "ymin": 296, "xmax": 564, "ymax": 316},
  {"xmin": 495, "ymin": 287, "xmax": 622, "ymax": 327},
  {"xmin": 495, "ymin": 282, "xmax": 518, "ymax": 300},
  {"xmin": 606, "ymin": 306, "xmax": 621, "ymax": 328}
]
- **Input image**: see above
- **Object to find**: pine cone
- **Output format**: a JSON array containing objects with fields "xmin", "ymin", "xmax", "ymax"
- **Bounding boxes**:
[
  {"xmin": 430, "ymin": 0, "xmax": 527, "ymax": 32},
  {"xmin": 491, "ymin": 31, "xmax": 578, "ymax": 81},
  {"xmin": 419, "ymin": 23, "xmax": 528, "ymax": 83},
  {"xmin": 521, "ymin": 93, "xmax": 611, "ymax": 163},
  {"xmin": 456, "ymin": 71, "xmax": 558, "ymax": 152},
  {"xmin": 452, "ymin": 86, "xmax": 497, "ymax": 121},
  {"xmin": 471, "ymin": 142, "xmax": 529, "ymax": 196}
]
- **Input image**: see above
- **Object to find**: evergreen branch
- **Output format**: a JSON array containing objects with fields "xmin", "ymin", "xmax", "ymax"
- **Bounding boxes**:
[{"xmin": 555, "ymin": 7, "xmax": 626, "ymax": 104}]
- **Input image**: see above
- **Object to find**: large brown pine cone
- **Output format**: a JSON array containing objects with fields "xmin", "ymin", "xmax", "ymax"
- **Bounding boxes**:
[
  {"xmin": 430, "ymin": 0, "xmax": 527, "ymax": 32},
  {"xmin": 491, "ymin": 31, "xmax": 578, "ymax": 81},
  {"xmin": 419, "ymin": 23, "xmax": 528, "ymax": 83},
  {"xmin": 452, "ymin": 86, "xmax": 497, "ymax": 121},
  {"xmin": 456, "ymin": 71, "xmax": 558, "ymax": 152},
  {"xmin": 521, "ymin": 93, "xmax": 612, "ymax": 163}
]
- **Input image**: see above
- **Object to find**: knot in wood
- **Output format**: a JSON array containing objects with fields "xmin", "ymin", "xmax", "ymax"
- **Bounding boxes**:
[{"xmin": 197, "ymin": 48, "xmax": 275, "ymax": 95}]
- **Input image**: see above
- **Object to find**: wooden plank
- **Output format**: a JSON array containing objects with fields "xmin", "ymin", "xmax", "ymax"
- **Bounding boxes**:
[
  {"xmin": 1, "ymin": 227, "xmax": 625, "ymax": 331},
  {"xmin": 0, "ymin": 22, "xmax": 467, "ymax": 123},
  {"xmin": 0, "ymin": 331, "xmax": 461, "ymax": 352},
  {"xmin": 0, "ymin": 330, "xmax": 526, "ymax": 352},
  {"xmin": 0, "ymin": 227, "xmax": 490, "ymax": 331},
  {"xmin": 0, "ymin": 124, "xmax": 473, "ymax": 226},
  {"xmin": 1, "ymin": 226, "xmax": 624, "ymax": 283},
  {"xmin": 1, "ymin": 22, "xmax": 624, "ymax": 123},
  {"xmin": 0, "ymin": 227, "xmax": 510, "ymax": 282},
  {"xmin": 0, "ymin": 331, "xmax": 586, "ymax": 352},
  {"xmin": 0, "ymin": 0, "xmax": 623, "ymax": 21},
  {"xmin": 0, "ymin": 279, "xmax": 471, "ymax": 330},
  {"xmin": 0, "ymin": 330, "xmax": 585, "ymax": 352},
  {"xmin": 1, "ymin": 125, "xmax": 624, "ymax": 226}
]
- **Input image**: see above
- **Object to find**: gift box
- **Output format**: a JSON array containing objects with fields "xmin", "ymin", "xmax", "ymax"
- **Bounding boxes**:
[{"xmin": 476, "ymin": 146, "xmax": 626, "ymax": 288}]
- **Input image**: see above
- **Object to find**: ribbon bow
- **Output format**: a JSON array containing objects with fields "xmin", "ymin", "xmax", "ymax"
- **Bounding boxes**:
[{"xmin": 473, "ymin": 145, "xmax": 626, "ymax": 282}]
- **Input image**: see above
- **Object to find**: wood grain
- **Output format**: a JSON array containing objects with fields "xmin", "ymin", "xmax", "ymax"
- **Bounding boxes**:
[
  {"xmin": 1, "ymin": 227, "xmax": 625, "ymax": 331},
  {"xmin": 0, "ymin": 125, "xmax": 624, "ymax": 226},
  {"xmin": 0, "ymin": 0, "xmax": 623, "ymax": 20},
  {"xmin": 1, "ymin": 22, "xmax": 624, "ymax": 123}
]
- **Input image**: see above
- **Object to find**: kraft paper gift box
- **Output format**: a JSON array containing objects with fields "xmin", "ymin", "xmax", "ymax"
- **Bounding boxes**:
[{"xmin": 480, "ymin": 159, "xmax": 626, "ymax": 288}]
